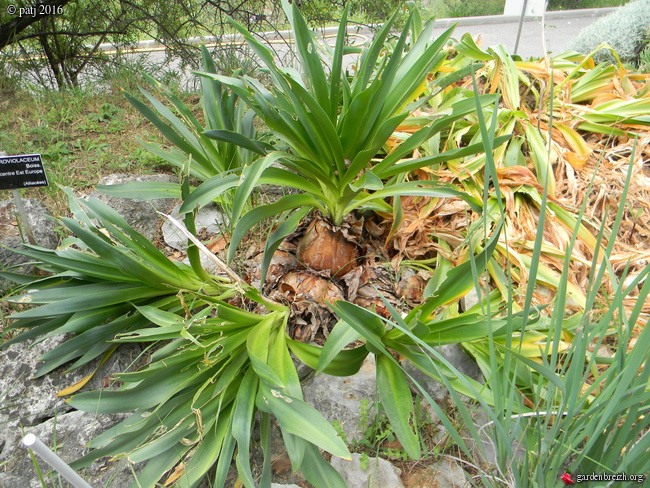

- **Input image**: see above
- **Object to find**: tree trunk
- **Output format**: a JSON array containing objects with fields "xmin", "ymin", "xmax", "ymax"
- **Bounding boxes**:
[{"xmin": 0, "ymin": 0, "xmax": 72, "ymax": 51}]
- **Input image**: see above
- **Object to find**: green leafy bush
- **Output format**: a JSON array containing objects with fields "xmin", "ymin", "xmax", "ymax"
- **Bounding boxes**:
[
  {"xmin": 297, "ymin": 0, "xmax": 406, "ymax": 24},
  {"xmin": 441, "ymin": 0, "xmax": 504, "ymax": 18},
  {"xmin": 548, "ymin": 0, "xmax": 633, "ymax": 9},
  {"xmin": 329, "ymin": 117, "xmax": 650, "ymax": 486},
  {"xmin": 0, "ymin": 190, "xmax": 236, "ymax": 378}
]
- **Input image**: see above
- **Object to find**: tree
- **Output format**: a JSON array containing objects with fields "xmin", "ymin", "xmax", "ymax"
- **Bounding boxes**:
[
  {"xmin": 0, "ymin": 0, "xmax": 404, "ymax": 90},
  {"xmin": 0, "ymin": 0, "xmax": 279, "ymax": 90},
  {"xmin": 0, "ymin": 0, "xmax": 71, "ymax": 51}
]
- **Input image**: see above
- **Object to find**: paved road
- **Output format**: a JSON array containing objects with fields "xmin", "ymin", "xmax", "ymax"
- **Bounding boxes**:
[
  {"xmin": 430, "ymin": 8, "xmax": 616, "ymax": 59},
  {"xmin": 110, "ymin": 7, "xmax": 617, "ymax": 88}
]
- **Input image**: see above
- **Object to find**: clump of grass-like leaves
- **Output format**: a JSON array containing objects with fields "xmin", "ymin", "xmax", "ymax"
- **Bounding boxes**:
[
  {"xmin": 2, "ymin": 191, "xmax": 357, "ymax": 488},
  {"xmin": 330, "ymin": 108, "xmax": 649, "ymax": 486}
]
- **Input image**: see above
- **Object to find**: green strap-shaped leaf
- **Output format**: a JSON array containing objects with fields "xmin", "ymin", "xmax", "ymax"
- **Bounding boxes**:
[
  {"xmin": 328, "ymin": 7, "xmax": 348, "ymax": 122},
  {"xmin": 247, "ymin": 318, "xmax": 285, "ymax": 388},
  {"xmin": 231, "ymin": 152, "xmax": 286, "ymax": 226},
  {"xmin": 372, "ymin": 94, "xmax": 498, "ymax": 175},
  {"xmin": 415, "ymin": 220, "xmax": 504, "ymax": 320},
  {"xmin": 288, "ymin": 339, "xmax": 368, "ymax": 377},
  {"xmin": 267, "ymin": 324, "xmax": 303, "ymax": 399},
  {"xmin": 214, "ymin": 417, "xmax": 237, "ymax": 488},
  {"xmin": 9, "ymin": 283, "xmax": 166, "ymax": 319},
  {"xmin": 317, "ymin": 320, "xmax": 361, "ymax": 373},
  {"xmin": 73, "ymin": 389, "xmax": 199, "ymax": 467},
  {"xmin": 232, "ymin": 368, "xmax": 260, "ymax": 488},
  {"xmin": 258, "ymin": 166, "xmax": 320, "ymax": 194},
  {"xmin": 376, "ymin": 354, "xmax": 421, "ymax": 459},
  {"xmin": 67, "ymin": 358, "xmax": 209, "ymax": 413},
  {"xmin": 259, "ymin": 383, "xmax": 350, "ymax": 460},
  {"xmin": 352, "ymin": 12, "xmax": 396, "ymax": 96},
  {"xmin": 96, "ymin": 181, "xmax": 181, "ymax": 200},
  {"xmin": 76, "ymin": 195, "xmax": 195, "ymax": 281},
  {"xmin": 389, "ymin": 342, "xmax": 497, "ymax": 406},
  {"xmin": 0, "ymin": 316, "xmax": 70, "ymax": 349},
  {"xmin": 175, "ymin": 404, "xmax": 233, "ymax": 486},
  {"xmin": 284, "ymin": 0, "xmax": 329, "ymax": 113},
  {"xmin": 260, "ymin": 207, "xmax": 311, "ymax": 285},
  {"xmin": 344, "ymin": 180, "xmax": 481, "ymax": 216},
  {"xmin": 455, "ymin": 32, "xmax": 493, "ymax": 60},
  {"xmin": 60, "ymin": 219, "xmax": 188, "ymax": 290},
  {"xmin": 328, "ymin": 300, "xmax": 387, "ymax": 356},
  {"xmin": 227, "ymin": 194, "xmax": 323, "ymax": 264},
  {"xmin": 128, "ymin": 447, "xmax": 183, "ymax": 488},
  {"xmin": 178, "ymin": 173, "xmax": 239, "ymax": 214},
  {"xmin": 125, "ymin": 90, "xmax": 211, "ymax": 172},
  {"xmin": 203, "ymin": 129, "xmax": 272, "ymax": 155},
  {"xmin": 375, "ymin": 135, "xmax": 511, "ymax": 178},
  {"xmin": 300, "ymin": 442, "xmax": 348, "ymax": 488},
  {"xmin": 138, "ymin": 141, "xmax": 198, "ymax": 175}
]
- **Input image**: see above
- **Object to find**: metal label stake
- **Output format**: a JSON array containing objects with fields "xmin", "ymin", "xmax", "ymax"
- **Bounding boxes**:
[{"xmin": 23, "ymin": 434, "xmax": 93, "ymax": 488}]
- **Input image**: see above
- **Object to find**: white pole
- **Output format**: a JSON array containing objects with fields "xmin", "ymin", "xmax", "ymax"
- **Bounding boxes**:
[{"xmin": 22, "ymin": 434, "xmax": 93, "ymax": 488}]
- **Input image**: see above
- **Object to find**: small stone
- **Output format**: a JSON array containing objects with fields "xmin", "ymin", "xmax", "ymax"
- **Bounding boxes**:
[
  {"xmin": 428, "ymin": 458, "xmax": 470, "ymax": 488},
  {"xmin": 460, "ymin": 287, "xmax": 481, "ymax": 312},
  {"xmin": 162, "ymin": 202, "xmax": 228, "ymax": 252},
  {"xmin": 330, "ymin": 453, "xmax": 403, "ymax": 488},
  {"xmin": 303, "ymin": 356, "xmax": 376, "ymax": 443},
  {"xmin": 0, "ymin": 198, "xmax": 57, "ymax": 292},
  {"xmin": 402, "ymin": 344, "xmax": 482, "ymax": 404}
]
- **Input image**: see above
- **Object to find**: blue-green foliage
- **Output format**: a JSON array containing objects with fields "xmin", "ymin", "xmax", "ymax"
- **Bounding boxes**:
[{"xmin": 568, "ymin": 0, "xmax": 650, "ymax": 64}]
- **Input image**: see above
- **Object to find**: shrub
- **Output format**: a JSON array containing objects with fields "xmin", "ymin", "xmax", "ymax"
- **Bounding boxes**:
[
  {"xmin": 297, "ymin": 0, "xmax": 406, "ymax": 24},
  {"xmin": 567, "ymin": 0, "xmax": 650, "ymax": 64},
  {"xmin": 441, "ymin": 0, "xmax": 505, "ymax": 17}
]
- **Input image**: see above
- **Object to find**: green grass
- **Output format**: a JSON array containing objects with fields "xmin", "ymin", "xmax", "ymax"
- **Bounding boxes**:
[
  {"xmin": 421, "ymin": 0, "xmax": 632, "ymax": 18},
  {"xmin": 548, "ymin": 0, "xmax": 634, "ymax": 10},
  {"xmin": 0, "ymin": 78, "xmax": 178, "ymax": 216}
]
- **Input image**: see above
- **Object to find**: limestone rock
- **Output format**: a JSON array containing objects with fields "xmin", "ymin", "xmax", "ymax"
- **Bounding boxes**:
[
  {"xmin": 0, "ymin": 411, "xmax": 134, "ymax": 488},
  {"xmin": 162, "ymin": 202, "xmax": 228, "ymax": 252},
  {"xmin": 402, "ymin": 344, "xmax": 482, "ymax": 403},
  {"xmin": 466, "ymin": 404, "xmax": 525, "ymax": 469},
  {"xmin": 303, "ymin": 356, "xmax": 376, "ymax": 443},
  {"xmin": 90, "ymin": 173, "xmax": 177, "ymax": 241},
  {"xmin": 0, "ymin": 336, "xmax": 142, "ymax": 487},
  {"xmin": 460, "ymin": 287, "xmax": 480, "ymax": 312},
  {"xmin": 0, "ymin": 198, "xmax": 57, "ymax": 292},
  {"xmin": 427, "ymin": 458, "xmax": 470, "ymax": 488},
  {"xmin": 330, "ymin": 453, "xmax": 403, "ymax": 488}
]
